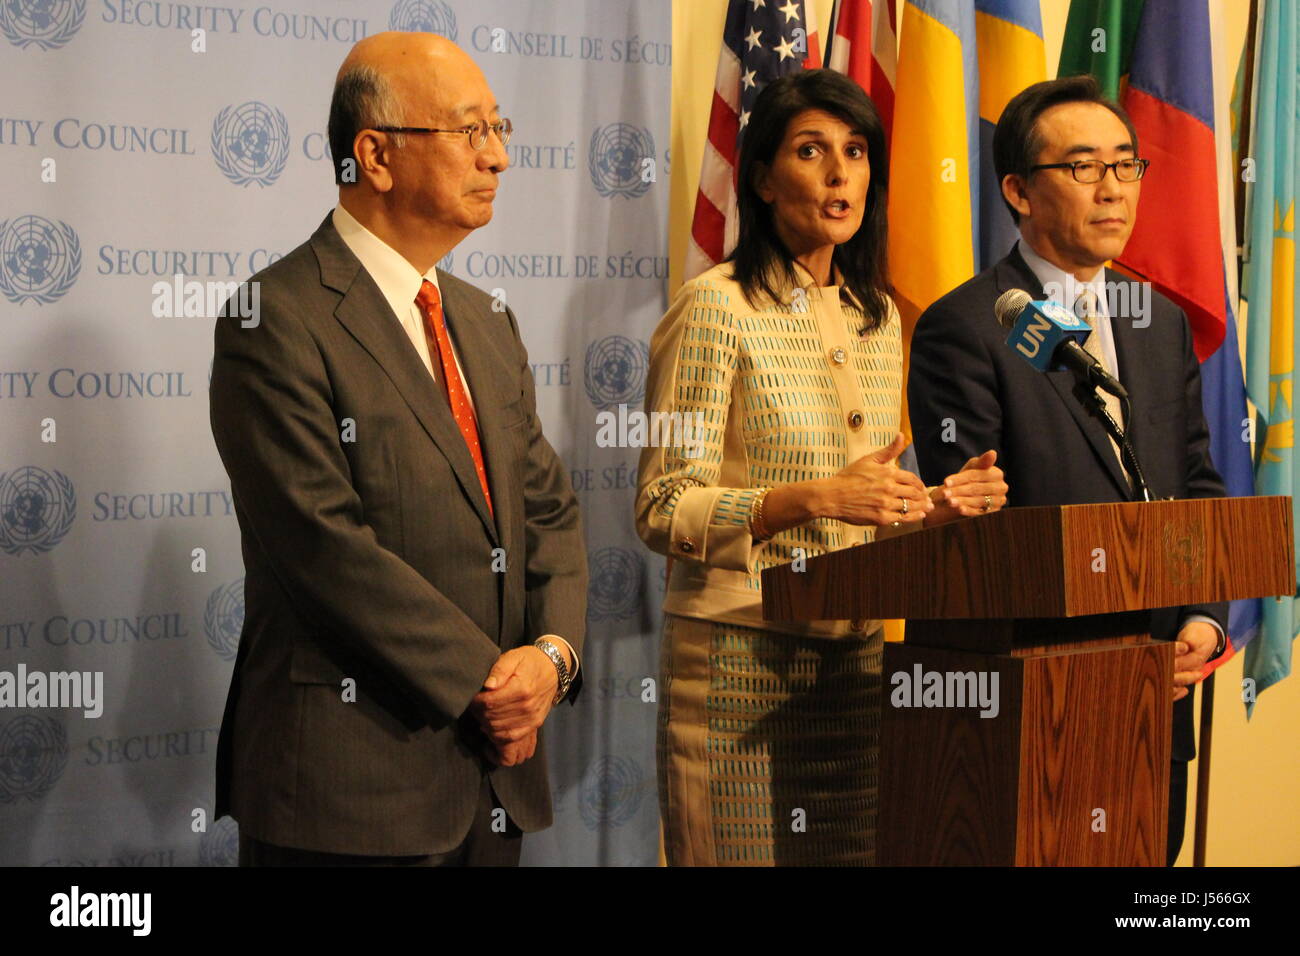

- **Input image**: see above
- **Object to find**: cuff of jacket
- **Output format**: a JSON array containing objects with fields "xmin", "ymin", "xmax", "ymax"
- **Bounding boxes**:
[{"xmin": 667, "ymin": 485, "xmax": 759, "ymax": 573}]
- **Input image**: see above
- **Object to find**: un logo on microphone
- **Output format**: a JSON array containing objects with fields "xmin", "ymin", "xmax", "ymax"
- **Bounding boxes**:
[
  {"xmin": 0, "ymin": 715, "xmax": 69, "ymax": 805},
  {"xmin": 0, "ymin": 215, "xmax": 81, "ymax": 305},
  {"xmin": 211, "ymin": 102, "xmax": 290, "ymax": 187},
  {"xmin": 0, "ymin": 466, "xmax": 76, "ymax": 556},
  {"xmin": 0, "ymin": 0, "xmax": 84, "ymax": 50},
  {"xmin": 204, "ymin": 578, "xmax": 245, "ymax": 662},
  {"xmin": 388, "ymin": 0, "xmax": 457, "ymax": 40},
  {"xmin": 583, "ymin": 335, "xmax": 649, "ymax": 411},
  {"xmin": 588, "ymin": 123, "xmax": 656, "ymax": 199}
]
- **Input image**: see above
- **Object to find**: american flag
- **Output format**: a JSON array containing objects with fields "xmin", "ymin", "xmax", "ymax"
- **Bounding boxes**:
[{"xmin": 684, "ymin": 0, "xmax": 823, "ymax": 280}]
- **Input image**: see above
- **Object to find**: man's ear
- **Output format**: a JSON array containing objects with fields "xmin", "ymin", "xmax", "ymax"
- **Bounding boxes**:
[
  {"xmin": 753, "ymin": 161, "xmax": 774, "ymax": 204},
  {"xmin": 1001, "ymin": 173, "xmax": 1031, "ymax": 220},
  {"xmin": 352, "ymin": 130, "xmax": 395, "ymax": 193}
]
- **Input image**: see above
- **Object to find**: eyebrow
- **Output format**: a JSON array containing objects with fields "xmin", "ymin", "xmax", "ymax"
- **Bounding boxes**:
[
  {"xmin": 1061, "ymin": 142, "xmax": 1136, "ymax": 156},
  {"xmin": 791, "ymin": 128, "xmax": 866, "ymax": 138},
  {"xmin": 454, "ymin": 103, "xmax": 501, "ymax": 118}
]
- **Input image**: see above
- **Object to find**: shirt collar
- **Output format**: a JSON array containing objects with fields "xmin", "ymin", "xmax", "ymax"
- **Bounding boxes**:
[
  {"xmin": 332, "ymin": 203, "xmax": 441, "ymax": 320},
  {"xmin": 1017, "ymin": 234, "xmax": 1109, "ymax": 319}
]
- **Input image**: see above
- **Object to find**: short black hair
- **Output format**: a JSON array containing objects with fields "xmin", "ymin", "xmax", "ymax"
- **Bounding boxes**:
[
  {"xmin": 326, "ymin": 66, "xmax": 405, "ymax": 186},
  {"xmin": 729, "ymin": 69, "xmax": 892, "ymax": 329},
  {"xmin": 993, "ymin": 74, "xmax": 1140, "ymax": 223}
]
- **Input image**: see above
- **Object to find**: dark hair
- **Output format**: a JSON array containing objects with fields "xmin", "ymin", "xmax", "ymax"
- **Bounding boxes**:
[
  {"xmin": 327, "ymin": 65, "xmax": 406, "ymax": 186},
  {"xmin": 993, "ymin": 74, "xmax": 1140, "ymax": 223},
  {"xmin": 729, "ymin": 69, "xmax": 892, "ymax": 328}
]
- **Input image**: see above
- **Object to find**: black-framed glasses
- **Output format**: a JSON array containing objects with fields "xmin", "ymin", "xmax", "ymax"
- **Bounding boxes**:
[
  {"xmin": 373, "ymin": 117, "xmax": 512, "ymax": 150},
  {"xmin": 1029, "ymin": 158, "xmax": 1150, "ymax": 183}
]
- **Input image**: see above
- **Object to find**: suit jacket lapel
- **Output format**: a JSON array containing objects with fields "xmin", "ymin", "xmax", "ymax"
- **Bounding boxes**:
[
  {"xmin": 997, "ymin": 244, "xmax": 1134, "ymax": 499},
  {"xmin": 438, "ymin": 277, "xmax": 515, "ymax": 547},
  {"xmin": 310, "ymin": 215, "xmax": 501, "ymax": 544}
]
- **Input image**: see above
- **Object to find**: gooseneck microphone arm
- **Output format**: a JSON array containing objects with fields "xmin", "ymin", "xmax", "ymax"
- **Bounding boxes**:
[{"xmin": 1076, "ymin": 385, "xmax": 1152, "ymax": 502}]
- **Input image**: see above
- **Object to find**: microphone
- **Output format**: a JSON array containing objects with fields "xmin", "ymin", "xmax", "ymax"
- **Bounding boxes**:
[
  {"xmin": 993, "ymin": 289, "xmax": 1152, "ymax": 500},
  {"xmin": 993, "ymin": 289, "xmax": 1129, "ymax": 400}
]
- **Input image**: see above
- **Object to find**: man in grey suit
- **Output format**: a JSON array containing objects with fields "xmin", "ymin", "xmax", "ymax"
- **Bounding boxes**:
[{"xmin": 209, "ymin": 32, "xmax": 587, "ymax": 866}]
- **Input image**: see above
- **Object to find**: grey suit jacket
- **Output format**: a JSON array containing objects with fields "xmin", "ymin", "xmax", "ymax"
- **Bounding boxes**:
[{"xmin": 209, "ymin": 212, "xmax": 587, "ymax": 855}]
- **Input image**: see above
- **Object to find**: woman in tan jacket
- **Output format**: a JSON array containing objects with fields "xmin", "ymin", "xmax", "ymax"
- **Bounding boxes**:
[{"xmin": 636, "ymin": 70, "xmax": 1007, "ymax": 866}]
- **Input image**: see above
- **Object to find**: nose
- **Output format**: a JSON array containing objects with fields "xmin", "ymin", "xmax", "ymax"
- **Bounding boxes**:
[
  {"xmin": 1095, "ymin": 163, "xmax": 1123, "ymax": 199},
  {"xmin": 826, "ymin": 152, "xmax": 847, "ymax": 186},
  {"xmin": 482, "ymin": 125, "xmax": 509, "ymax": 173}
]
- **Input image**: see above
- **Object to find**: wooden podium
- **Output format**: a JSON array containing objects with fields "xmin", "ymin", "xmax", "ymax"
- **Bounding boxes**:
[{"xmin": 761, "ymin": 497, "xmax": 1294, "ymax": 866}]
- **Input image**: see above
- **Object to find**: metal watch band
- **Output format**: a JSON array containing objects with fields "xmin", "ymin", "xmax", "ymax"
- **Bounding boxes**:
[{"xmin": 534, "ymin": 638, "xmax": 571, "ymax": 705}]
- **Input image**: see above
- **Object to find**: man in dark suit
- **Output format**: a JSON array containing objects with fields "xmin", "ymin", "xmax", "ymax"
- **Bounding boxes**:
[
  {"xmin": 908, "ymin": 75, "xmax": 1227, "ymax": 866},
  {"xmin": 209, "ymin": 32, "xmax": 587, "ymax": 866}
]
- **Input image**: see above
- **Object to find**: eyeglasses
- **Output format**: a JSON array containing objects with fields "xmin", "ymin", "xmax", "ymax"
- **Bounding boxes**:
[
  {"xmin": 1029, "ymin": 158, "xmax": 1150, "ymax": 183},
  {"xmin": 372, "ymin": 117, "xmax": 512, "ymax": 150}
]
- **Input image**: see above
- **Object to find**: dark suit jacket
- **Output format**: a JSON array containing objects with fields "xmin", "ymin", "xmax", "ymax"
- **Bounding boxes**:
[
  {"xmin": 907, "ymin": 243, "xmax": 1226, "ymax": 761},
  {"xmin": 209, "ymin": 212, "xmax": 587, "ymax": 855}
]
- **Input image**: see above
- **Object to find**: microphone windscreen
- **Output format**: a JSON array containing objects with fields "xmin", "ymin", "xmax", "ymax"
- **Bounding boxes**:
[{"xmin": 994, "ymin": 289, "xmax": 1033, "ymax": 330}]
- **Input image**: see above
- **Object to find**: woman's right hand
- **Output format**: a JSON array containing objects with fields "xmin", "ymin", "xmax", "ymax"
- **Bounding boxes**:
[{"xmin": 823, "ymin": 433, "xmax": 933, "ymax": 527}]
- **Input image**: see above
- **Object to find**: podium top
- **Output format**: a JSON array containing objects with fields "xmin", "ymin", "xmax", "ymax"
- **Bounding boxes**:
[{"xmin": 761, "ymin": 496, "xmax": 1294, "ymax": 622}]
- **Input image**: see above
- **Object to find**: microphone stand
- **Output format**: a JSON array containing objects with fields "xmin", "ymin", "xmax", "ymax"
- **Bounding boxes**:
[{"xmin": 1074, "ymin": 383, "xmax": 1153, "ymax": 501}]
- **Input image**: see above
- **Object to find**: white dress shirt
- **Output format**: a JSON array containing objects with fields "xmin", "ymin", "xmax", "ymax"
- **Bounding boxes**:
[{"xmin": 331, "ymin": 204, "xmax": 579, "ymax": 677}]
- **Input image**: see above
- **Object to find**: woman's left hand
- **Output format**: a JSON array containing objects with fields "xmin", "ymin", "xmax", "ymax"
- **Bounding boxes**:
[{"xmin": 925, "ymin": 450, "xmax": 1008, "ymax": 527}]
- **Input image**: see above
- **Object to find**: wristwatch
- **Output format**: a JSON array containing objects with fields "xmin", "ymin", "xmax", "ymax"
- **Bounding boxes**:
[{"xmin": 533, "ymin": 638, "xmax": 572, "ymax": 705}]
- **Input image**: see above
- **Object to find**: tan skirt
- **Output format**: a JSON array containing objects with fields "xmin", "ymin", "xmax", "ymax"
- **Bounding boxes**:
[{"xmin": 657, "ymin": 613, "xmax": 882, "ymax": 866}]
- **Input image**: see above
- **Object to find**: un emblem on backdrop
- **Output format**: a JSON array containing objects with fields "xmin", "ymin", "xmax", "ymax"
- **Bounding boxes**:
[
  {"xmin": 0, "ymin": 715, "xmax": 69, "ymax": 804},
  {"xmin": 0, "ymin": 0, "xmax": 84, "ymax": 50},
  {"xmin": 583, "ymin": 335, "xmax": 649, "ymax": 410},
  {"xmin": 211, "ymin": 102, "xmax": 290, "ymax": 187},
  {"xmin": 587, "ymin": 547, "xmax": 643, "ymax": 621},
  {"xmin": 0, "ymin": 466, "xmax": 76, "ymax": 556},
  {"xmin": 388, "ymin": 0, "xmax": 456, "ymax": 40},
  {"xmin": 588, "ymin": 123, "xmax": 655, "ymax": 199},
  {"xmin": 578, "ymin": 755, "xmax": 645, "ymax": 831},
  {"xmin": 0, "ymin": 215, "xmax": 81, "ymax": 305},
  {"xmin": 198, "ymin": 814, "xmax": 239, "ymax": 867},
  {"xmin": 204, "ymin": 577, "xmax": 245, "ymax": 661}
]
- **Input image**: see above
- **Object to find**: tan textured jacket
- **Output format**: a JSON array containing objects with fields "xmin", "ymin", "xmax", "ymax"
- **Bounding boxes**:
[{"xmin": 635, "ymin": 262, "xmax": 902, "ymax": 638}]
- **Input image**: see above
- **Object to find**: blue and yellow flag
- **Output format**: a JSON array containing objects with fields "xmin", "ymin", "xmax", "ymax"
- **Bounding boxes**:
[
  {"xmin": 974, "ymin": 0, "xmax": 1045, "ymax": 269},
  {"xmin": 1242, "ymin": 0, "xmax": 1299, "ymax": 710}
]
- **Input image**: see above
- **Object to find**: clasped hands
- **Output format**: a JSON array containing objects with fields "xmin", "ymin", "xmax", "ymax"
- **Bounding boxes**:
[
  {"xmin": 467, "ymin": 645, "xmax": 561, "ymax": 767},
  {"xmin": 830, "ymin": 433, "xmax": 1008, "ymax": 528}
]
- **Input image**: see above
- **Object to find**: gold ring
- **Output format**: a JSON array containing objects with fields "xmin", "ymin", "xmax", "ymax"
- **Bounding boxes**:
[
  {"xmin": 982, "ymin": 495, "xmax": 992, "ymax": 512},
  {"xmin": 900, "ymin": 497, "xmax": 909, "ymax": 516}
]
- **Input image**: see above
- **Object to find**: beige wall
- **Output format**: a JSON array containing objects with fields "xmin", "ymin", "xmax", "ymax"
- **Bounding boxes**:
[{"xmin": 670, "ymin": 0, "xmax": 1296, "ymax": 866}]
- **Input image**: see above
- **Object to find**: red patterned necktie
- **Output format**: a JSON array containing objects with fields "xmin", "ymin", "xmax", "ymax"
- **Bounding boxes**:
[{"xmin": 415, "ymin": 279, "xmax": 493, "ymax": 516}]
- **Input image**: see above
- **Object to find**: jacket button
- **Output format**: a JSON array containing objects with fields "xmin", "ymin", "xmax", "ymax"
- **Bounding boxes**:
[
  {"xmin": 847, "ymin": 410, "xmax": 864, "ymax": 429},
  {"xmin": 677, "ymin": 537, "xmax": 696, "ymax": 554},
  {"xmin": 828, "ymin": 346, "xmax": 848, "ymax": 366}
]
